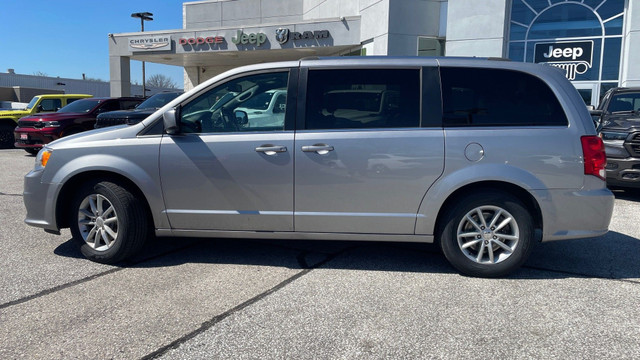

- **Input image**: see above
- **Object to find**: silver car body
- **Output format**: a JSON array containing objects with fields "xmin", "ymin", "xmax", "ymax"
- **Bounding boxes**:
[{"xmin": 24, "ymin": 57, "xmax": 613, "ymax": 246}]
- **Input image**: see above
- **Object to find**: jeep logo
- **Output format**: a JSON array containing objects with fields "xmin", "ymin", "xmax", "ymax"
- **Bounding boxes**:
[
  {"xmin": 232, "ymin": 31, "xmax": 267, "ymax": 47},
  {"xmin": 534, "ymin": 41, "xmax": 594, "ymax": 80},
  {"xmin": 534, "ymin": 41, "xmax": 592, "ymax": 64}
]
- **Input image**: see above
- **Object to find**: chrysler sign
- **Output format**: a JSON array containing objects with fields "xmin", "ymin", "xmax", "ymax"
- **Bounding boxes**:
[
  {"xmin": 129, "ymin": 36, "xmax": 171, "ymax": 51},
  {"xmin": 534, "ymin": 41, "xmax": 593, "ymax": 80}
]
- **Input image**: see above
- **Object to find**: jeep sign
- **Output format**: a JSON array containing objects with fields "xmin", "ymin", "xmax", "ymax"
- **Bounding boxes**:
[{"xmin": 534, "ymin": 41, "xmax": 593, "ymax": 80}]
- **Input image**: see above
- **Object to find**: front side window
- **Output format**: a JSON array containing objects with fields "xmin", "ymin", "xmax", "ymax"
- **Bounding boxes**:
[
  {"xmin": 440, "ymin": 67, "xmax": 568, "ymax": 127},
  {"xmin": 39, "ymin": 99, "xmax": 62, "ymax": 112},
  {"xmin": 304, "ymin": 69, "xmax": 420, "ymax": 130},
  {"xmin": 180, "ymin": 72, "xmax": 289, "ymax": 133}
]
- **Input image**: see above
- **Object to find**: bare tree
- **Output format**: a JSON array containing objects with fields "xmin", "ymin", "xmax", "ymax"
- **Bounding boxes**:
[
  {"xmin": 33, "ymin": 71, "xmax": 48, "ymax": 76},
  {"xmin": 146, "ymin": 74, "xmax": 177, "ymax": 89}
]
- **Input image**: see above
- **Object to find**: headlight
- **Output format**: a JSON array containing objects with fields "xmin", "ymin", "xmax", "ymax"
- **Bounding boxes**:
[
  {"xmin": 600, "ymin": 131, "xmax": 628, "ymax": 141},
  {"xmin": 34, "ymin": 148, "xmax": 52, "ymax": 170},
  {"xmin": 43, "ymin": 121, "xmax": 60, "ymax": 127}
]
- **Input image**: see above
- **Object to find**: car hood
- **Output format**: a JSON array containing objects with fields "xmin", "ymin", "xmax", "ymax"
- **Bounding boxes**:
[
  {"xmin": 601, "ymin": 113, "xmax": 640, "ymax": 132},
  {"xmin": 20, "ymin": 112, "xmax": 87, "ymax": 121},
  {"xmin": 47, "ymin": 123, "xmax": 137, "ymax": 149},
  {"xmin": 97, "ymin": 108, "xmax": 155, "ymax": 120},
  {"xmin": 0, "ymin": 109, "xmax": 30, "ymax": 117}
]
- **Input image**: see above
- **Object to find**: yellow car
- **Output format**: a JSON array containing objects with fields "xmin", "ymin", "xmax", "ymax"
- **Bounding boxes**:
[{"xmin": 0, "ymin": 94, "xmax": 92, "ymax": 148}]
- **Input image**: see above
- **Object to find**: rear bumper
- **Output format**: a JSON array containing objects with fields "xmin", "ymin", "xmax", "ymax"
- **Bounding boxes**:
[{"xmin": 533, "ymin": 181, "xmax": 614, "ymax": 242}]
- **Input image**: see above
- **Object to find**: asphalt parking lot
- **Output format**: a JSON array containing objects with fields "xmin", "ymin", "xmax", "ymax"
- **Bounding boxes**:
[{"xmin": 1, "ymin": 148, "xmax": 639, "ymax": 359}]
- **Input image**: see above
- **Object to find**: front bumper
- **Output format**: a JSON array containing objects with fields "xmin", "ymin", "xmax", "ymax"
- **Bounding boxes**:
[
  {"xmin": 23, "ymin": 168, "xmax": 60, "ymax": 232},
  {"xmin": 14, "ymin": 127, "xmax": 61, "ymax": 149},
  {"xmin": 605, "ymin": 157, "xmax": 640, "ymax": 188}
]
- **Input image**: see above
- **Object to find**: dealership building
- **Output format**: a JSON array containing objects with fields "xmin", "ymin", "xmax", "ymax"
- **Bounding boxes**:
[{"xmin": 109, "ymin": 0, "xmax": 638, "ymax": 106}]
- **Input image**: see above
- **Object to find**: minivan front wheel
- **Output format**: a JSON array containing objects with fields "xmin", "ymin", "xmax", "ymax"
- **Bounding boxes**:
[
  {"xmin": 70, "ymin": 181, "xmax": 149, "ymax": 264},
  {"xmin": 439, "ymin": 191, "xmax": 535, "ymax": 277}
]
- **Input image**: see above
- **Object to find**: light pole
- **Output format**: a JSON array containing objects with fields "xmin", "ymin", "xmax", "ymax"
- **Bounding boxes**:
[{"xmin": 131, "ymin": 12, "xmax": 153, "ymax": 96}]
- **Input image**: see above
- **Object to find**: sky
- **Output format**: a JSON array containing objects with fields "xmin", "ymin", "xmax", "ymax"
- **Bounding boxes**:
[{"xmin": 0, "ymin": 0, "xmax": 187, "ymax": 87}]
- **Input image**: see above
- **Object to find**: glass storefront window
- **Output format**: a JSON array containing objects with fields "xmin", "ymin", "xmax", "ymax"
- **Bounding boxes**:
[
  {"xmin": 602, "ymin": 38, "xmax": 622, "ymax": 80},
  {"xmin": 604, "ymin": 16, "xmax": 623, "ymax": 35},
  {"xmin": 417, "ymin": 38, "xmax": 445, "ymax": 56},
  {"xmin": 529, "ymin": 4, "xmax": 602, "ymax": 39},
  {"xmin": 508, "ymin": 0, "xmax": 625, "ymax": 96}
]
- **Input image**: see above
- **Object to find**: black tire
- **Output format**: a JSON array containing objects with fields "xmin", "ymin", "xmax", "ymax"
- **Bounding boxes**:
[
  {"xmin": 24, "ymin": 148, "xmax": 40, "ymax": 155},
  {"xmin": 70, "ymin": 181, "xmax": 149, "ymax": 264},
  {"xmin": 439, "ymin": 191, "xmax": 536, "ymax": 278},
  {"xmin": 0, "ymin": 123, "xmax": 16, "ymax": 149}
]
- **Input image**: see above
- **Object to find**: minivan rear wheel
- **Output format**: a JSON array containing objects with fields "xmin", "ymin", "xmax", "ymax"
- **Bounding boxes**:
[
  {"xmin": 70, "ymin": 181, "xmax": 149, "ymax": 264},
  {"xmin": 439, "ymin": 191, "xmax": 535, "ymax": 277}
]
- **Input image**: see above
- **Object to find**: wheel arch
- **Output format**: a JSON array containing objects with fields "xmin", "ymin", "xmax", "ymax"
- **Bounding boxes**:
[
  {"xmin": 55, "ymin": 171, "xmax": 154, "ymax": 231},
  {"xmin": 0, "ymin": 117, "xmax": 18, "ymax": 127},
  {"xmin": 431, "ymin": 181, "xmax": 543, "ymax": 243}
]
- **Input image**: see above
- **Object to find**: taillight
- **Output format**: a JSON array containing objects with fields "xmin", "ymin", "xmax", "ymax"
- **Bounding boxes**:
[{"xmin": 581, "ymin": 135, "xmax": 606, "ymax": 180}]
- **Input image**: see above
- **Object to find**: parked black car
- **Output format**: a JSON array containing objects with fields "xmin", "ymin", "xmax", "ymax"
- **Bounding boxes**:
[
  {"xmin": 94, "ymin": 92, "xmax": 182, "ymax": 128},
  {"xmin": 591, "ymin": 87, "xmax": 640, "ymax": 188}
]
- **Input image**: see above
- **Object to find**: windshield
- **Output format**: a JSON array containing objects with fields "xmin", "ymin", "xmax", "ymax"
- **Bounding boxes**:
[
  {"xmin": 57, "ymin": 99, "xmax": 100, "ymax": 113},
  {"xmin": 25, "ymin": 97, "xmax": 40, "ymax": 110},
  {"xmin": 240, "ymin": 92, "xmax": 276, "ymax": 110},
  {"xmin": 137, "ymin": 93, "xmax": 181, "ymax": 110},
  {"xmin": 609, "ymin": 93, "xmax": 640, "ymax": 113}
]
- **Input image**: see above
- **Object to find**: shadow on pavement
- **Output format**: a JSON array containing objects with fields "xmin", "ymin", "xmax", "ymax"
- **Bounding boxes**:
[
  {"xmin": 53, "ymin": 229, "xmax": 640, "ymax": 280},
  {"xmin": 611, "ymin": 187, "xmax": 640, "ymax": 202}
]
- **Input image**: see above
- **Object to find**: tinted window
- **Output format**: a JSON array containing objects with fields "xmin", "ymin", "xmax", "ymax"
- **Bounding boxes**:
[
  {"xmin": 39, "ymin": 99, "xmax": 62, "ymax": 112},
  {"xmin": 98, "ymin": 101, "xmax": 120, "ymax": 113},
  {"xmin": 608, "ymin": 93, "xmax": 640, "ymax": 113},
  {"xmin": 58, "ymin": 99, "xmax": 99, "ymax": 113},
  {"xmin": 440, "ymin": 67, "xmax": 568, "ymax": 127},
  {"xmin": 180, "ymin": 72, "xmax": 289, "ymax": 133},
  {"xmin": 120, "ymin": 100, "xmax": 142, "ymax": 110},
  {"xmin": 137, "ymin": 93, "xmax": 180, "ymax": 109},
  {"xmin": 305, "ymin": 69, "xmax": 420, "ymax": 130}
]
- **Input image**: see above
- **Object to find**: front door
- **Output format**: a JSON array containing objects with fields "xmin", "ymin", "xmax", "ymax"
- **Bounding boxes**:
[
  {"xmin": 294, "ymin": 67, "xmax": 445, "ymax": 234},
  {"xmin": 159, "ymin": 70, "xmax": 295, "ymax": 231}
]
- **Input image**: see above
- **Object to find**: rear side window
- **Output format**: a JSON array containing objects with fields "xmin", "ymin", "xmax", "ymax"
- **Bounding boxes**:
[
  {"xmin": 305, "ymin": 69, "xmax": 420, "ymax": 130},
  {"xmin": 440, "ymin": 67, "xmax": 568, "ymax": 127},
  {"xmin": 120, "ymin": 100, "xmax": 142, "ymax": 110}
]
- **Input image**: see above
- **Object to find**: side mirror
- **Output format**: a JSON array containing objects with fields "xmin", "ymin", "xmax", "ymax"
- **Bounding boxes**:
[
  {"xmin": 163, "ymin": 108, "xmax": 180, "ymax": 135},
  {"xmin": 234, "ymin": 110, "xmax": 249, "ymax": 125},
  {"xmin": 37, "ymin": 105, "xmax": 44, "ymax": 112},
  {"xmin": 589, "ymin": 109, "xmax": 603, "ymax": 116}
]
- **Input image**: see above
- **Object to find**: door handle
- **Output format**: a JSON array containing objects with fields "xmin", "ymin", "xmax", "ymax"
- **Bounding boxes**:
[
  {"xmin": 255, "ymin": 145, "xmax": 287, "ymax": 155},
  {"xmin": 301, "ymin": 144, "xmax": 334, "ymax": 155}
]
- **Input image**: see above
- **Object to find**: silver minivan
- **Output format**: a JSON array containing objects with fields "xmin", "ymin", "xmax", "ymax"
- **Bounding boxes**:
[{"xmin": 24, "ymin": 57, "xmax": 614, "ymax": 277}]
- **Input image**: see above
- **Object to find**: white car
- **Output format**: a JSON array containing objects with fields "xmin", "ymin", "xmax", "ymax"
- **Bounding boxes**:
[{"xmin": 235, "ymin": 89, "xmax": 287, "ymax": 129}]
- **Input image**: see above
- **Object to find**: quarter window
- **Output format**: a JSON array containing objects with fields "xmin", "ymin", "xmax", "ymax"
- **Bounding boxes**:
[
  {"xmin": 304, "ymin": 69, "xmax": 420, "ymax": 130},
  {"xmin": 180, "ymin": 72, "xmax": 289, "ymax": 133},
  {"xmin": 440, "ymin": 67, "xmax": 568, "ymax": 127}
]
